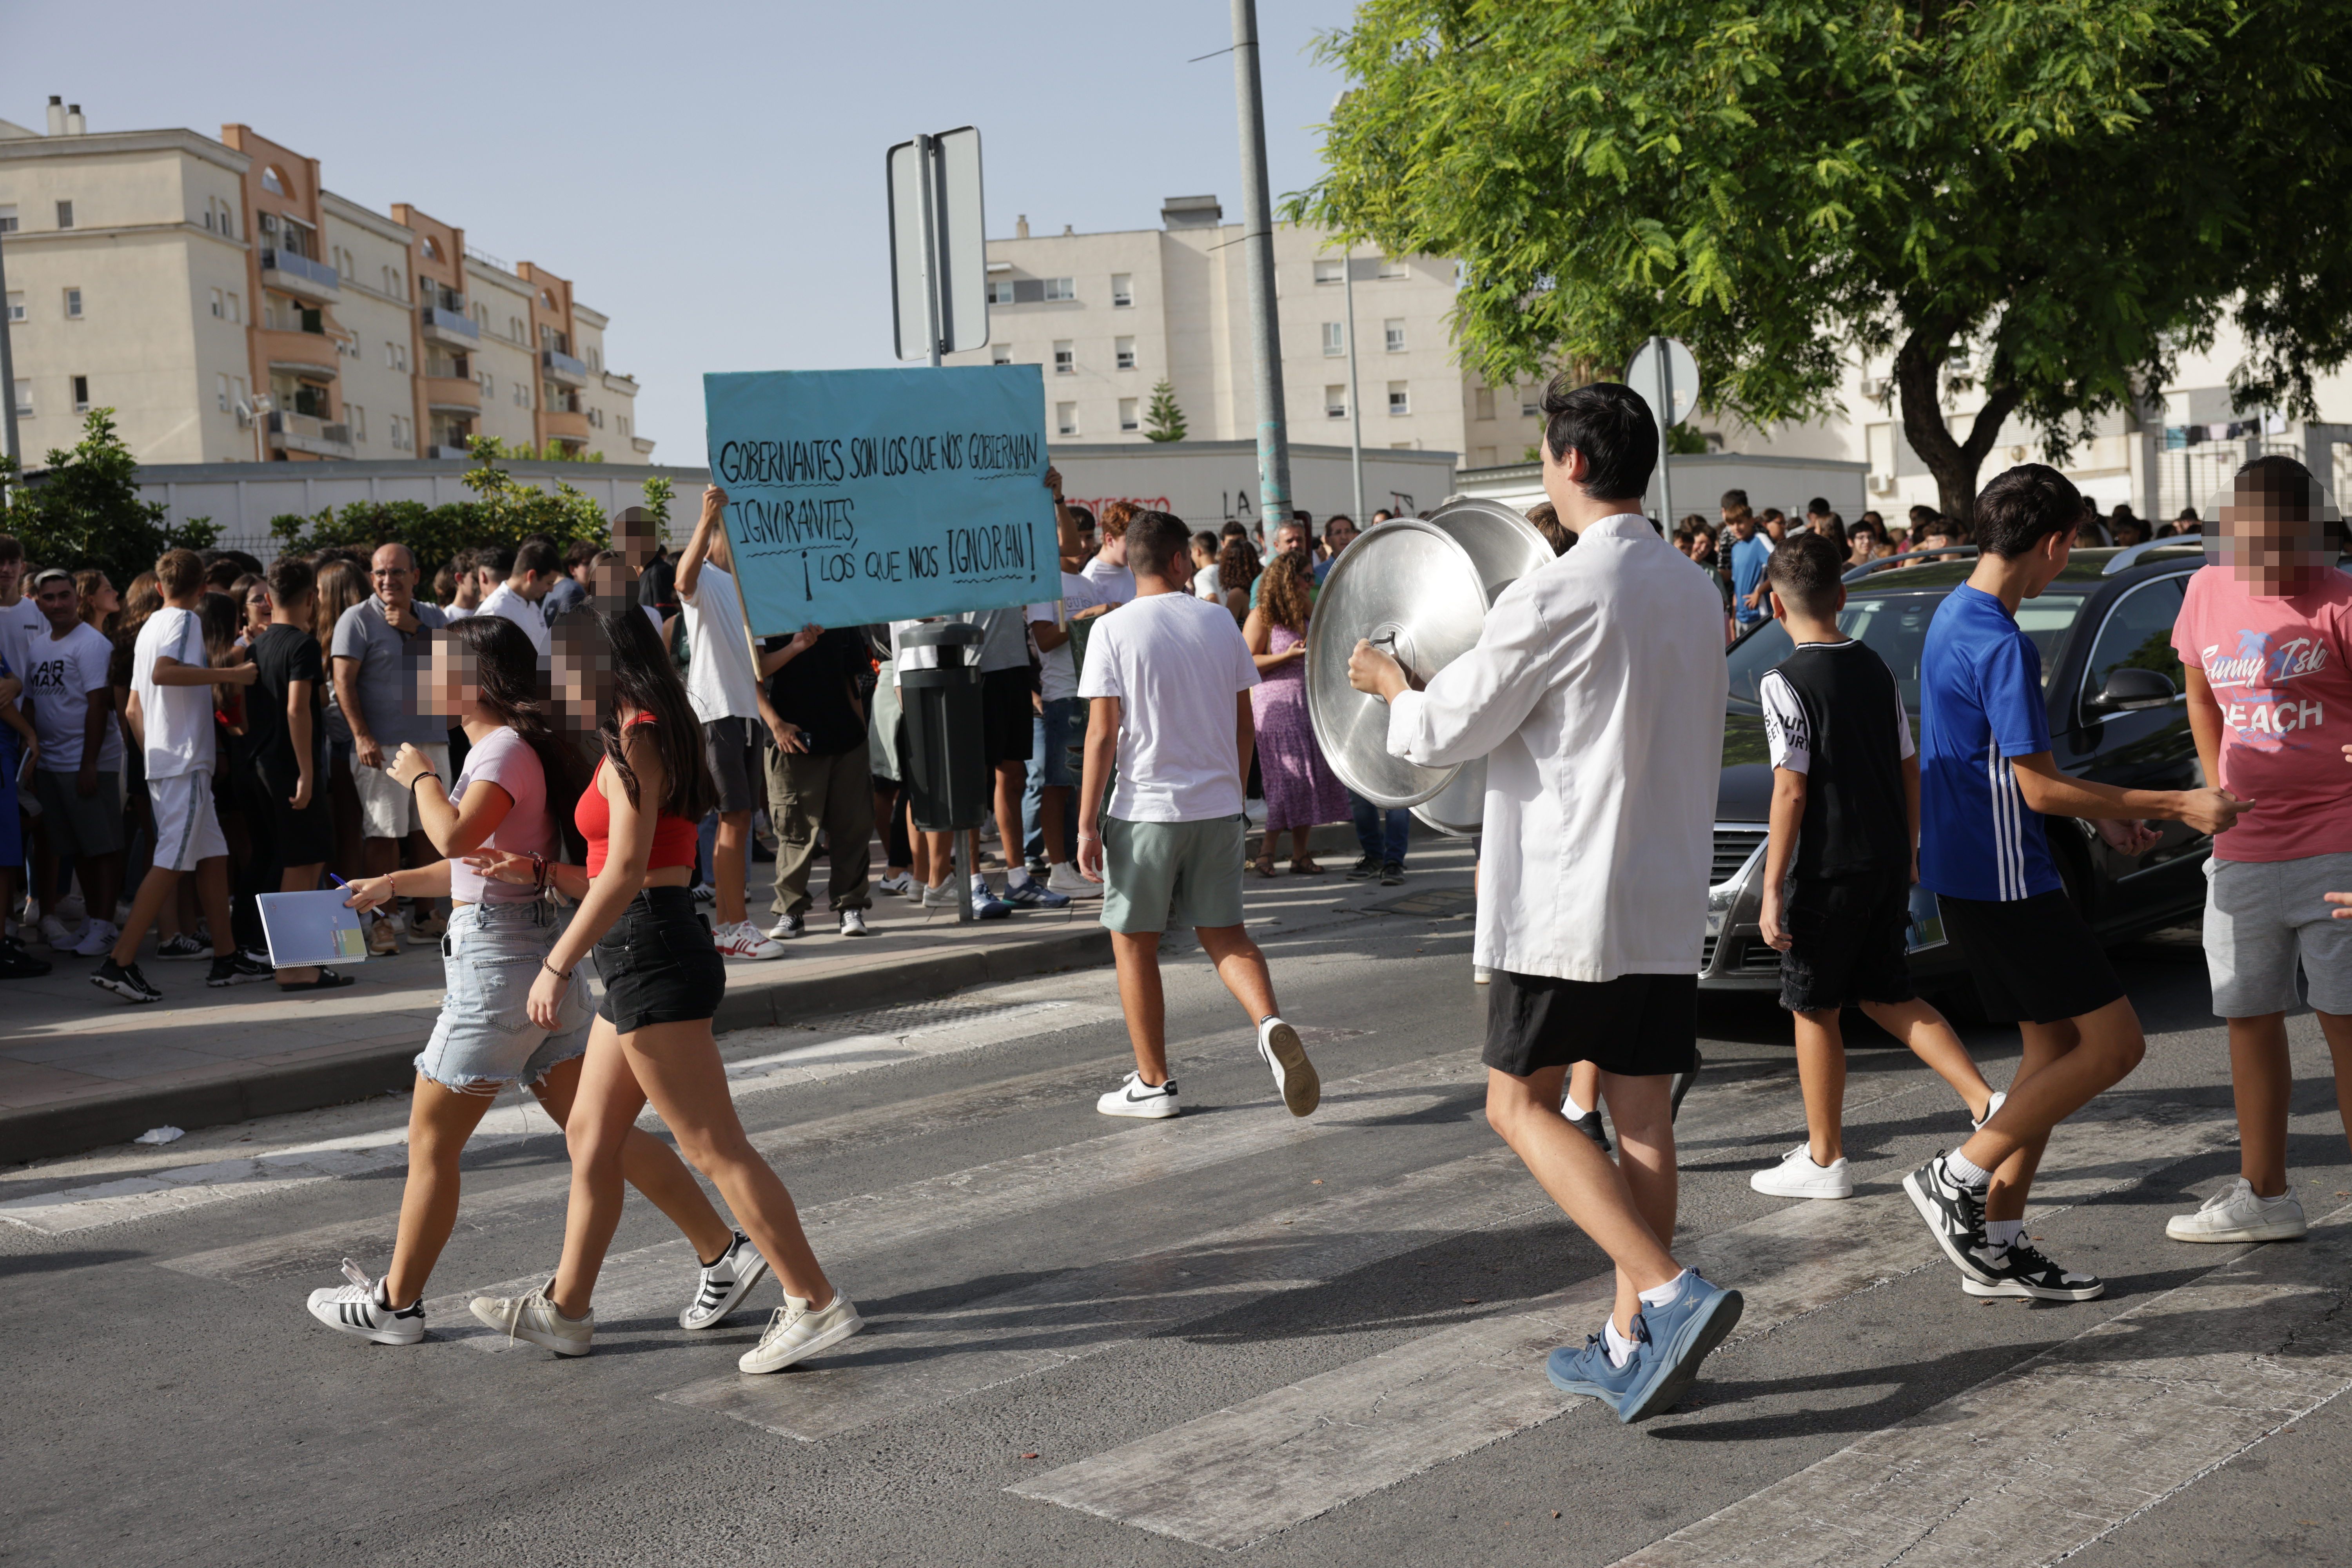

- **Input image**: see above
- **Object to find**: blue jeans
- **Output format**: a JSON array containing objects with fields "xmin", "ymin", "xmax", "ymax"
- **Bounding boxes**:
[
  {"xmin": 1023, "ymin": 697, "xmax": 1082, "ymax": 864},
  {"xmin": 1350, "ymin": 791, "xmax": 1410, "ymax": 867}
]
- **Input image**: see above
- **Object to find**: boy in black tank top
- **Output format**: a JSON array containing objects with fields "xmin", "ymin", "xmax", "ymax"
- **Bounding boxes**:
[{"xmin": 1749, "ymin": 534, "xmax": 2002, "ymax": 1201}]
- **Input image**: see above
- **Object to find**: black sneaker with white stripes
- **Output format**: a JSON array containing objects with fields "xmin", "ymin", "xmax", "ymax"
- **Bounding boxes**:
[
  {"xmin": 679, "ymin": 1232, "xmax": 770, "ymax": 1330},
  {"xmin": 1903, "ymin": 1152, "xmax": 1998, "ymax": 1285},
  {"xmin": 1961, "ymin": 1239, "xmax": 2107, "ymax": 1301},
  {"xmin": 306, "ymin": 1259, "xmax": 425, "ymax": 1345},
  {"xmin": 90, "ymin": 956, "xmax": 163, "ymax": 1004},
  {"xmin": 207, "ymin": 952, "xmax": 274, "ymax": 987}
]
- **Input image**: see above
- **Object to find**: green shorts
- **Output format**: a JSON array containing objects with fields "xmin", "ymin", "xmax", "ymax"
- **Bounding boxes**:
[{"xmin": 1100, "ymin": 814, "xmax": 1247, "ymax": 934}]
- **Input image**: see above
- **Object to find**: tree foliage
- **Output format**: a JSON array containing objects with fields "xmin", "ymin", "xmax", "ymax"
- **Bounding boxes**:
[
  {"xmin": 270, "ymin": 438, "xmax": 611, "ymax": 579},
  {"xmin": 1, "ymin": 408, "xmax": 217, "ymax": 587},
  {"xmin": 1292, "ymin": 0, "xmax": 2352, "ymax": 521},
  {"xmin": 1144, "ymin": 378, "xmax": 1189, "ymax": 443}
]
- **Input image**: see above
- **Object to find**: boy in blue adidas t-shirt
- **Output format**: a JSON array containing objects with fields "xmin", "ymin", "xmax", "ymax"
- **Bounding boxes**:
[{"xmin": 1903, "ymin": 465, "xmax": 2244, "ymax": 1304}]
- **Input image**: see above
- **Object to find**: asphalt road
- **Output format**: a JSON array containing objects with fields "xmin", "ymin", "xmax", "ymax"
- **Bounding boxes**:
[{"xmin": 4, "ymin": 891, "xmax": 2350, "ymax": 1568}]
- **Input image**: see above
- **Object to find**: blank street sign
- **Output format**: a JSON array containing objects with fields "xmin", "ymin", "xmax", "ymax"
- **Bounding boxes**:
[
  {"xmin": 1625, "ymin": 336, "xmax": 1699, "ymax": 428},
  {"xmin": 887, "ymin": 127, "xmax": 988, "ymax": 361}
]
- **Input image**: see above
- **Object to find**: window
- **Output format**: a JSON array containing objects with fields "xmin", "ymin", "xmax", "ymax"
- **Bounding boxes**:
[
  {"xmin": 226, "ymin": 292, "xmax": 241, "ymax": 324},
  {"xmin": 987, "ymin": 279, "xmax": 1016, "ymax": 306},
  {"xmin": 71, "ymin": 375, "xmax": 90, "ymax": 412},
  {"xmin": 1520, "ymin": 389, "xmax": 1540, "ymax": 417},
  {"xmin": 1322, "ymin": 322, "xmax": 1345, "ymax": 358},
  {"xmin": 210, "ymin": 287, "xmax": 224, "ymax": 319},
  {"xmin": 348, "ymin": 405, "xmax": 367, "ymax": 442},
  {"xmin": 1053, "ymin": 340, "xmax": 1074, "ymax": 375},
  {"xmin": 1325, "ymin": 385, "xmax": 1348, "ymax": 420},
  {"xmin": 1043, "ymin": 277, "xmax": 1076, "ymax": 301},
  {"xmin": 421, "ymin": 236, "xmax": 442, "ymax": 261},
  {"xmin": 0, "ymin": 205, "xmax": 16, "ymax": 233},
  {"xmin": 1111, "ymin": 273, "xmax": 1133, "ymax": 307},
  {"xmin": 511, "ymin": 316, "xmax": 525, "ymax": 342},
  {"xmin": 1384, "ymin": 319, "xmax": 1406, "ymax": 353},
  {"xmin": 1119, "ymin": 397, "xmax": 1140, "ymax": 432},
  {"xmin": 1387, "ymin": 381, "xmax": 1410, "ymax": 416},
  {"xmin": 217, "ymin": 373, "xmax": 231, "ymax": 412},
  {"xmin": 261, "ymin": 167, "xmax": 286, "ymax": 195},
  {"xmin": 1377, "ymin": 256, "xmax": 1407, "ymax": 279},
  {"xmin": 1314, "ymin": 259, "xmax": 1344, "ymax": 285},
  {"xmin": 1114, "ymin": 336, "xmax": 1136, "ymax": 370},
  {"xmin": 477, "ymin": 370, "xmax": 495, "ymax": 398},
  {"xmin": 1056, "ymin": 402, "xmax": 1079, "ymax": 436},
  {"xmin": 385, "ymin": 341, "xmax": 408, "ymax": 372},
  {"xmin": 990, "ymin": 344, "xmax": 1012, "ymax": 365},
  {"xmin": 11, "ymin": 380, "xmax": 29, "ymax": 417},
  {"xmin": 56, "ymin": 200, "xmax": 74, "ymax": 229},
  {"xmin": 2079, "ymin": 576, "xmax": 2188, "ymax": 716},
  {"xmin": 5, "ymin": 292, "xmax": 20, "ymax": 323},
  {"xmin": 64, "ymin": 288, "xmax": 83, "ymax": 320},
  {"xmin": 1474, "ymin": 387, "xmax": 1494, "ymax": 421},
  {"xmin": 619, "ymin": 416, "xmax": 630, "ymax": 438}
]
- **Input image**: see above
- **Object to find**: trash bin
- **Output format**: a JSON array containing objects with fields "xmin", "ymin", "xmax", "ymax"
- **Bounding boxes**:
[{"xmin": 897, "ymin": 621, "xmax": 988, "ymax": 833}]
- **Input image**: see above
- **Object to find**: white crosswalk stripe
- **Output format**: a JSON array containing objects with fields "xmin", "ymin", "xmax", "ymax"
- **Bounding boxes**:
[{"xmin": 1011, "ymin": 1096, "xmax": 2242, "ymax": 1551}]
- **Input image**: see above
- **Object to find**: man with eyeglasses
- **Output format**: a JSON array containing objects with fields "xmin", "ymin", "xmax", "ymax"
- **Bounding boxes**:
[{"xmin": 331, "ymin": 543, "xmax": 448, "ymax": 954}]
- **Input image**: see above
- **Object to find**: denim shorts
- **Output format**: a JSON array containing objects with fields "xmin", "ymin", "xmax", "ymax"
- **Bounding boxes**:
[
  {"xmin": 414, "ymin": 899, "xmax": 593, "ymax": 1094},
  {"xmin": 595, "ymin": 886, "xmax": 726, "ymax": 1033},
  {"xmin": 1032, "ymin": 696, "xmax": 1083, "ymax": 789}
]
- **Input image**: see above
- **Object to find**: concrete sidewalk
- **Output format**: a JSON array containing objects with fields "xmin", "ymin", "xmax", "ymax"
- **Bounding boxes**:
[{"xmin": 1, "ymin": 824, "xmax": 1468, "ymax": 1162}]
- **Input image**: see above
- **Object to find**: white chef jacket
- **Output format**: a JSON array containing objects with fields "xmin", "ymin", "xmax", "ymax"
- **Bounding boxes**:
[{"xmin": 1384, "ymin": 513, "xmax": 1727, "ymax": 982}]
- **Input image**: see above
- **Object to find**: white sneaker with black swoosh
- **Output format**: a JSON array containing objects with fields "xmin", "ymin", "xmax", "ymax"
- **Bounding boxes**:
[
  {"xmin": 1257, "ymin": 1015, "xmax": 1319, "ymax": 1116},
  {"xmin": 306, "ymin": 1259, "xmax": 425, "ymax": 1345},
  {"xmin": 1096, "ymin": 1071, "xmax": 1180, "ymax": 1118}
]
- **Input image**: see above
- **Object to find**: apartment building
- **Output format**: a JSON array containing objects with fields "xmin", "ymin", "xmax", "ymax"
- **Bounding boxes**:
[
  {"xmin": 942, "ymin": 196, "xmax": 1548, "ymax": 475},
  {"xmin": 0, "ymin": 98, "xmax": 650, "ymax": 467}
]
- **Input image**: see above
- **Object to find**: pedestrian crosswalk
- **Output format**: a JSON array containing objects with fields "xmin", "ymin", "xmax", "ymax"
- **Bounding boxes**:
[{"xmin": 131, "ymin": 991, "xmax": 2352, "ymax": 1565}]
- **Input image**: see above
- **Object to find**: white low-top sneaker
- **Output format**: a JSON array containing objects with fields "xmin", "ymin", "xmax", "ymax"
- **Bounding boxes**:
[
  {"xmin": 72, "ymin": 918, "xmax": 119, "ymax": 957},
  {"xmin": 1749, "ymin": 1145, "xmax": 1855, "ymax": 1200},
  {"xmin": 838, "ymin": 908, "xmax": 870, "ymax": 936},
  {"xmin": 1256, "ymin": 1016, "xmax": 1320, "ymax": 1117},
  {"xmin": 2166, "ymin": 1176, "xmax": 2309, "ymax": 1243},
  {"xmin": 920, "ymin": 880, "xmax": 959, "ymax": 909},
  {"xmin": 714, "ymin": 921, "xmax": 788, "ymax": 960},
  {"xmin": 1046, "ymin": 863, "xmax": 1094, "ymax": 897},
  {"xmin": 1973, "ymin": 1090, "xmax": 2008, "ymax": 1131},
  {"xmin": 738, "ymin": 1290, "xmax": 864, "ymax": 1374},
  {"xmin": 306, "ymin": 1259, "xmax": 425, "ymax": 1345},
  {"xmin": 1097, "ymin": 1071, "xmax": 1180, "ymax": 1118},
  {"xmin": 680, "ymin": 1232, "xmax": 769, "ymax": 1330},
  {"xmin": 877, "ymin": 871, "xmax": 915, "ymax": 898},
  {"xmin": 469, "ymin": 1282, "xmax": 593, "ymax": 1356}
]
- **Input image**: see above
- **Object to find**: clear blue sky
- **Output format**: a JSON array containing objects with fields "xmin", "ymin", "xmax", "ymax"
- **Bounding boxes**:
[{"xmin": 15, "ymin": 0, "xmax": 1360, "ymax": 463}]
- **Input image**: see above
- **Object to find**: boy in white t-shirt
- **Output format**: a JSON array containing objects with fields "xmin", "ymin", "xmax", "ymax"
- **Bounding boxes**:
[
  {"xmin": 1076, "ymin": 510, "xmax": 1318, "ymax": 1121},
  {"xmin": 94, "ymin": 548, "xmax": 267, "ymax": 1003},
  {"xmin": 25, "ymin": 569, "xmax": 128, "ymax": 956}
]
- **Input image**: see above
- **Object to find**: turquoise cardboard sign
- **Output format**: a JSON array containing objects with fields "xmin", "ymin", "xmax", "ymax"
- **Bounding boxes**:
[{"xmin": 703, "ymin": 365, "xmax": 1055, "ymax": 632}]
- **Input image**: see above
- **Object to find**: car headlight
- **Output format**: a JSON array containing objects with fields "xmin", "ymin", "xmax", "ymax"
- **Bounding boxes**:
[{"xmin": 1704, "ymin": 844, "xmax": 1766, "ymax": 938}]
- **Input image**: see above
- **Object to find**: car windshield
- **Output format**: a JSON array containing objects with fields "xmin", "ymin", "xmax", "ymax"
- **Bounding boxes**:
[{"xmin": 1727, "ymin": 590, "xmax": 2087, "ymax": 710}]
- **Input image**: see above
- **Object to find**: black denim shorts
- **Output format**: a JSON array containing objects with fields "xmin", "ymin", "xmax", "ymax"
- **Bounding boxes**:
[{"xmin": 594, "ymin": 886, "xmax": 726, "ymax": 1034}]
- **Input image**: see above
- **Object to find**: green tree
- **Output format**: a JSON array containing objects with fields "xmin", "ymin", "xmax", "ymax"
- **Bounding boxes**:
[
  {"xmin": 1143, "ymin": 378, "xmax": 1188, "ymax": 443},
  {"xmin": 1294, "ymin": 1, "xmax": 2352, "ymax": 524},
  {"xmin": 641, "ymin": 474, "xmax": 674, "ymax": 540},
  {"xmin": 0, "ymin": 408, "xmax": 216, "ymax": 587}
]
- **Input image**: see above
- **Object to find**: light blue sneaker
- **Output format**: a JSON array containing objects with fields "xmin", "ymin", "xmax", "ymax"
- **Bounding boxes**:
[
  {"xmin": 1615, "ymin": 1269, "xmax": 1743, "ymax": 1424},
  {"xmin": 1002, "ymin": 877, "xmax": 1071, "ymax": 909},
  {"xmin": 1545, "ymin": 1332, "xmax": 1643, "ymax": 1416},
  {"xmin": 974, "ymin": 892, "xmax": 1013, "ymax": 920}
]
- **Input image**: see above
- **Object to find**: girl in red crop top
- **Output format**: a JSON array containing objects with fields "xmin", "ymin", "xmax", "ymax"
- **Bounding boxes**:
[{"xmin": 575, "ymin": 714, "xmax": 701, "ymax": 877}]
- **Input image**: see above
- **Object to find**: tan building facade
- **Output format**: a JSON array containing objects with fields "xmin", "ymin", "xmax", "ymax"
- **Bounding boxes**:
[{"xmin": 0, "ymin": 100, "xmax": 649, "ymax": 468}]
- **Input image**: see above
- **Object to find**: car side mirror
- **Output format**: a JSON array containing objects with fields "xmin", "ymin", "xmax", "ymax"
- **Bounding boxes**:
[{"xmin": 2088, "ymin": 666, "xmax": 2177, "ymax": 712}]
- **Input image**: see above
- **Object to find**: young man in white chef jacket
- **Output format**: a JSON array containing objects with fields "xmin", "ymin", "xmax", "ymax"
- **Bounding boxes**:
[{"xmin": 1347, "ymin": 379, "xmax": 1739, "ymax": 1425}]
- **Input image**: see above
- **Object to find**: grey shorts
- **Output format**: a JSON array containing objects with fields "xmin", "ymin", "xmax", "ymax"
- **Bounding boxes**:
[
  {"xmin": 32, "ymin": 768, "xmax": 124, "ymax": 860},
  {"xmin": 1100, "ymin": 814, "xmax": 1247, "ymax": 933},
  {"xmin": 2203, "ymin": 853, "xmax": 2352, "ymax": 1017},
  {"xmin": 414, "ymin": 899, "xmax": 595, "ymax": 1094},
  {"xmin": 702, "ymin": 714, "xmax": 758, "ymax": 815}
]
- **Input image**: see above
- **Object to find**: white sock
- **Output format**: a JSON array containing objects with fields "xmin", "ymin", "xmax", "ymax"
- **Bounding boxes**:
[
  {"xmin": 1984, "ymin": 1219, "xmax": 2025, "ymax": 1251},
  {"xmin": 1007, "ymin": 866, "xmax": 1034, "ymax": 888},
  {"xmin": 1603, "ymin": 1317, "xmax": 1639, "ymax": 1368},
  {"xmin": 1637, "ymin": 1270, "xmax": 1687, "ymax": 1309},
  {"xmin": 1564, "ymin": 1093, "xmax": 1592, "ymax": 1121},
  {"xmin": 1945, "ymin": 1149, "xmax": 1993, "ymax": 1189},
  {"xmin": 970, "ymin": 873, "xmax": 989, "ymax": 893}
]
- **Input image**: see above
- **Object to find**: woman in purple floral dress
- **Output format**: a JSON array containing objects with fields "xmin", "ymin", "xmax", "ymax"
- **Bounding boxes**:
[{"xmin": 1243, "ymin": 551, "xmax": 1350, "ymax": 875}]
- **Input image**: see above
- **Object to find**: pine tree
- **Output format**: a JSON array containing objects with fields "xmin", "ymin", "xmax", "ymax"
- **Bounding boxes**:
[{"xmin": 1143, "ymin": 379, "xmax": 1187, "ymax": 443}]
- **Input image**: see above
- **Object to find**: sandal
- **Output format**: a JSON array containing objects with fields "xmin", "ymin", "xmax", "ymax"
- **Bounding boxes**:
[
  {"xmin": 1251, "ymin": 853, "xmax": 1279, "ymax": 877},
  {"xmin": 277, "ymin": 967, "xmax": 357, "ymax": 993},
  {"xmin": 1290, "ymin": 857, "xmax": 1323, "ymax": 876}
]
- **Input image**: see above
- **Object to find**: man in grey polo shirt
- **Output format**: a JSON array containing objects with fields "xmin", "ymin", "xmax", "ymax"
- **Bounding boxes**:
[{"xmin": 332, "ymin": 542, "xmax": 447, "ymax": 953}]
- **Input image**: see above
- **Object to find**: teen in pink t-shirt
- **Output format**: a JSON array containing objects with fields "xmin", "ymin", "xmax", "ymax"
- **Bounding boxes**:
[{"xmin": 2164, "ymin": 455, "xmax": 2352, "ymax": 1249}]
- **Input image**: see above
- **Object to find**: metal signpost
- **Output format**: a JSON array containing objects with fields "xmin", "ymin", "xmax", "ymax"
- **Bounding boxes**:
[
  {"xmin": 1626, "ymin": 335, "xmax": 1699, "ymax": 526},
  {"xmin": 1230, "ymin": 0, "xmax": 1293, "ymax": 530},
  {"xmin": 885, "ymin": 126, "xmax": 991, "ymax": 918}
]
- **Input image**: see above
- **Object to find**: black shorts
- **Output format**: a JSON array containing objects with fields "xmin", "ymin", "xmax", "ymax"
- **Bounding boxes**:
[
  {"xmin": 701, "ymin": 715, "xmax": 758, "ymax": 816},
  {"xmin": 1483, "ymin": 969, "xmax": 1699, "ymax": 1078},
  {"xmin": 1939, "ymin": 889, "xmax": 2124, "ymax": 1025},
  {"xmin": 257, "ymin": 761, "xmax": 335, "ymax": 867},
  {"xmin": 594, "ymin": 887, "xmax": 726, "ymax": 1033},
  {"xmin": 1780, "ymin": 869, "xmax": 1916, "ymax": 1012},
  {"xmin": 981, "ymin": 666, "xmax": 1034, "ymax": 765}
]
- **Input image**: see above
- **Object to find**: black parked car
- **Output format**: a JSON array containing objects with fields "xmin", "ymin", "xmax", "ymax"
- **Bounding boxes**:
[{"xmin": 1699, "ymin": 541, "xmax": 2213, "ymax": 996}]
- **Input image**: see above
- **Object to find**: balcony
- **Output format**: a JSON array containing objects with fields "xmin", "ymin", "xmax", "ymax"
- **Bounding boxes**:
[
  {"xmin": 260, "ymin": 247, "xmax": 340, "ymax": 303},
  {"xmin": 539, "ymin": 409, "xmax": 590, "ymax": 444},
  {"xmin": 540, "ymin": 347, "xmax": 589, "ymax": 387},
  {"xmin": 419, "ymin": 305, "xmax": 479, "ymax": 349},
  {"xmin": 421, "ymin": 375, "xmax": 481, "ymax": 414},
  {"xmin": 267, "ymin": 410, "xmax": 354, "ymax": 459}
]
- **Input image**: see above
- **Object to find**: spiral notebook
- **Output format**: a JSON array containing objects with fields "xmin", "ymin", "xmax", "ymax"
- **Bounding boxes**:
[{"xmin": 257, "ymin": 890, "xmax": 369, "ymax": 968}]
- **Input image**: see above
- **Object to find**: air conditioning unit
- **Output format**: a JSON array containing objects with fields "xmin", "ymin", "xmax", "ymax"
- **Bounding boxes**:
[
  {"xmin": 1858, "ymin": 376, "xmax": 1889, "ymax": 399},
  {"xmin": 1868, "ymin": 471, "xmax": 1896, "ymax": 494}
]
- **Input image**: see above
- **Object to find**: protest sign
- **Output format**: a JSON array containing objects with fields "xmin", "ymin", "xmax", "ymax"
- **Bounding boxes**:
[{"xmin": 703, "ymin": 365, "xmax": 1055, "ymax": 632}]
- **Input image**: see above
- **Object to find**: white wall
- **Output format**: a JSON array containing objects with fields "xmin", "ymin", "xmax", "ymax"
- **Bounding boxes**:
[{"xmin": 1047, "ymin": 439, "xmax": 1456, "ymax": 531}]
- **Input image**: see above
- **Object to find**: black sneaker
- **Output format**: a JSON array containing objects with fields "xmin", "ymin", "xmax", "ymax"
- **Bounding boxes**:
[
  {"xmin": 1567, "ymin": 1106, "xmax": 1610, "ymax": 1152},
  {"xmin": 0, "ymin": 934, "xmax": 52, "ymax": 978},
  {"xmin": 207, "ymin": 952, "xmax": 274, "ymax": 987},
  {"xmin": 91, "ymin": 957, "xmax": 163, "ymax": 1004},
  {"xmin": 1379, "ymin": 860, "xmax": 1406, "ymax": 885},
  {"xmin": 1962, "ymin": 1239, "xmax": 2105, "ymax": 1301},
  {"xmin": 154, "ymin": 933, "xmax": 212, "ymax": 960},
  {"xmin": 1345, "ymin": 855, "xmax": 1381, "ymax": 881},
  {"xmin": 1669, "ymin": 1047, "xmax": 1702, "ymax": 1122},
  {"xmin": 1903, "ymin": 1153, "xmax": 1998, "ymax": 1285}
]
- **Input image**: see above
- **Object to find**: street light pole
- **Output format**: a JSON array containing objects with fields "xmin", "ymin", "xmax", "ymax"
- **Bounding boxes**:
[
  {"xmin": 0, "ymin": 223, "xmax": 20, "ymax": 494},
  {"xmin": 1231, "ymin": 0, "xmax": 1292, "ymax": 532},
  {"xmin": 1343, "ymin": 249, "xmax": 1363, "ymax": 526}
]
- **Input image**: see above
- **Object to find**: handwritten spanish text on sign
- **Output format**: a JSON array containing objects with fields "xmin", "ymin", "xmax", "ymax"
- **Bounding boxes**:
[{"xmin": 703, "ymin": 366, "xmax": 1055, "ymax": 633}]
